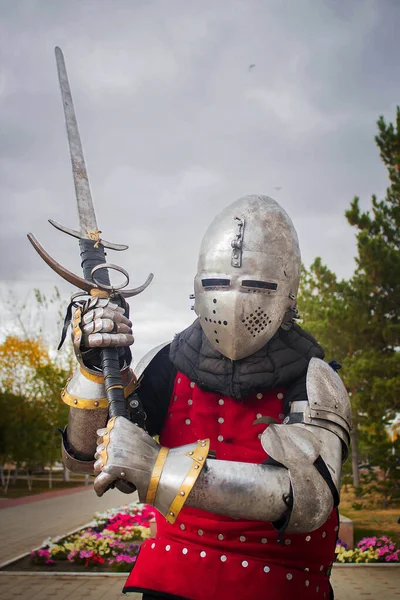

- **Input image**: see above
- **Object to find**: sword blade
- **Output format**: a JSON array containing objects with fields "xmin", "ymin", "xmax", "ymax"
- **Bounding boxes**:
[
  {"xmin": 54, "ymin": 47, "xmax": 128, "ymax": 422},
  {"xmin": 55, "ymin": 46, "xmax": 98, "ymax": 236}
]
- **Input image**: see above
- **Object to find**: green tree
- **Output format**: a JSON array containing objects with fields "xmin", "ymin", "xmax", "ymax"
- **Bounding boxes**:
[
  {"xmin": 0, "ymin": 286, "xmax": 73, "ymax": 487},
  {"xmin": 346, "ymin": 108, "xmax": 400, "ymax": 351},
  {"xmin": 299, "ymin": 108, "xmax": 400, "ymax": 498},
  {"xmin": 0, "ymin": 334, "xmax": 70, "ymax": 490}
]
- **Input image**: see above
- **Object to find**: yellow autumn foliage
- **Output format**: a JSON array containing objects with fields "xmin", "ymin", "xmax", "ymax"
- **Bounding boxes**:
[{"xmin": 0, "ymin": 335, "xmax": 51, "ymax": 397}]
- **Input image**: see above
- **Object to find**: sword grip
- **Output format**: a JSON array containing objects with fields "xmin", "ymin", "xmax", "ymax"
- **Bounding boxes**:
[
  {"xmin": 101, "ymin": 348, "xmax": 129, "ymax": 418},
  {"xmin": 80, "ymin": 239, "xmax": 129, "ymax": 419}
]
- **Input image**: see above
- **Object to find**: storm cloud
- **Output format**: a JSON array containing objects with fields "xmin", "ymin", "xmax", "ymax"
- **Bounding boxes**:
[{"xmin": 0, "ymin": 0, "xmax": 399, "ymax": 361}]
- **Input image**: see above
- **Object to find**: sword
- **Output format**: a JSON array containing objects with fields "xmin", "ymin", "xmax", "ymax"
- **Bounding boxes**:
[{"xmin": 27, "ymin": 47, "xmax": 153, "ymax": 419}]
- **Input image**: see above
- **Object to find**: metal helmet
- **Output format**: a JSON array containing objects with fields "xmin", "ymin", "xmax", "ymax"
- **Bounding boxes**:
[{"xmin": 194, "ymin": 195, "xmax": 301, "ymax": 360}]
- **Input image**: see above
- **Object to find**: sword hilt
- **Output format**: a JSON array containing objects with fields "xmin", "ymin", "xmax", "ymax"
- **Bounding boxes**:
[
  {"xmin": 80, "ymin": 238, "xmax": 129, "ymax": 420},
  {"xmin": 101, "ymin": 350, "xmax": 129, "ymax": 418}
]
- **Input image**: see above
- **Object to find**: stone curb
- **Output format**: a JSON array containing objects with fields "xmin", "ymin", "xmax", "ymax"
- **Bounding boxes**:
[{"xmin": 333, "ymin": 563, "xmax": 400, "ymax": 567}]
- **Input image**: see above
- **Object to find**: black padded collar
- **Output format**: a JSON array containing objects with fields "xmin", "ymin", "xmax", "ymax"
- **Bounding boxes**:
[{"xmin": 169, "ymin": 320, "xmax": 324, "ymax": 400}]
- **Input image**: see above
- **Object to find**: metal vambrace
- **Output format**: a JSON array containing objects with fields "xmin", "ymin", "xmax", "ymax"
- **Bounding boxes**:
[
  {"xmin": 61, "ymin": 365, "xmax": 135, "ymax": 474},
  {"xmin": 183, "ymin": 425, "xmax": 338, "ymax": 533}
]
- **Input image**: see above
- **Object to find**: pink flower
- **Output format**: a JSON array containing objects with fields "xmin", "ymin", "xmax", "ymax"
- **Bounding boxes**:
[
  {"xmin": 385, "ymin": 554, "xmax": 394, "ymax": 562},
  {"xmin": 79, "ymin": 550, "xmax": 94, "ymax": 559},
  {"xmin": 115, "ymin": 554, "xmax": 136, "ymax": 563}
]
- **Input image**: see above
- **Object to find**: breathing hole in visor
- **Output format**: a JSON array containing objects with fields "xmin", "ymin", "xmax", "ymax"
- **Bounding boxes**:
[
  {"xmin": 241, "ymin": 280, "xmax": 278, "ymax": 290},
  {"xmin": 202, "ymin": 278, "xmax": 231, "ymax": 288}
]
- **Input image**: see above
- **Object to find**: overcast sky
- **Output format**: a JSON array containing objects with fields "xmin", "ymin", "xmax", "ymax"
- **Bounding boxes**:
[{"xmin": 0, "ymin": 0, "xmax": 399, "ymax": 362}]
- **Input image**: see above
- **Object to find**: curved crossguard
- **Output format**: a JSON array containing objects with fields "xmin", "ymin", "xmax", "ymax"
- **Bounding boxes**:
[
  {"xmin": 27, "ymin": 234, "xmax": 153, "ymax": 299},
  {"xmin": 48, "ymin": 219, "xmax": 129, "ymax": 251}
]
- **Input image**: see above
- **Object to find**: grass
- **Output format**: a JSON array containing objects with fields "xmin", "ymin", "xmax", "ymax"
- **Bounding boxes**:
[
  {"xmin": 340, "ymin": 488, "xmax": 400, "ymax": 546},
  {"xmin": 0, "ymin": 477, "xmax": 89, "ymax": 499}
]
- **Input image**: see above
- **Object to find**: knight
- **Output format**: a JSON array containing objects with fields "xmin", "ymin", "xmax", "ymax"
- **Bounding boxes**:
[{"xmin": 61, "ymin": 194, "xmax": 351, "ymax": 599}]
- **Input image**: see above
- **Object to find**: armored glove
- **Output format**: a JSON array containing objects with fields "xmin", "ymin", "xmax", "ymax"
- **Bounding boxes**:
[
  {"xmin": 71, "ymin": 296, "xmax": 134, "ymax": 370},
  {"xmin": 94, "ymin": 416, "xmax": 210, "ymax": 523},
  {"xmin": 79, "ymin": 297, "xmax": 133, "ymax": 347}
]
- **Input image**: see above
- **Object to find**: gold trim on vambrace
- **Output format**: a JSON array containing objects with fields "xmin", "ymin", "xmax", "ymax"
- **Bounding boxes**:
[
  {"xmin": 166, "ymin": 438, "xmax": 210, "ymax": 524},
  {"xmin": 61, "ymin": 389, "xmax": 109, "ymax": 409},
  {"xmin": 61, "ymin": 374, "xmax": 137, "ymax": 409},
  {"xmin": 98, "ymin": 416, "xmax": 117, "ymax": 466},
  {"xmin": 80, "ymin": 365, "xmax": 136, "ymax": 386},
  {"xmin": 80, "ymin": 366, "xmax": 105, "ymax": 384},
  {"xmin": 145, "ymin": 447, "xmax": 169, "ymax": 505}
]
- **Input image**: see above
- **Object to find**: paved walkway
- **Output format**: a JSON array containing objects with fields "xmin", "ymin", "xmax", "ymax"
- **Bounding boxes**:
[
  {"xmin": 0, "ymin": 568, "xmax": 399, "ymax": 599},
  {"xmin": 0, "ymin": 574, "xmax": 136, "ymax": 599},
  {"xmin": 0, "ymin": 485, "xmax": 135, "ymax": 566},
  {"xmin": 0, "ymin": 486, "xmax": 399, "ymax": 599}
]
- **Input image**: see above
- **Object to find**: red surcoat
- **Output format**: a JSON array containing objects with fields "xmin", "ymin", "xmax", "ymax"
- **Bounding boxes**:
[{"xmin": 124, "ymin": 372, "xmax": 338, "ymax": 599}]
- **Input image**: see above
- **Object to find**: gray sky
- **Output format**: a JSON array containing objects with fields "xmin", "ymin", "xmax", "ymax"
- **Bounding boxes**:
[{"xmin": 0, "ymin": 0, "xmax": 399, "ymax": 362}]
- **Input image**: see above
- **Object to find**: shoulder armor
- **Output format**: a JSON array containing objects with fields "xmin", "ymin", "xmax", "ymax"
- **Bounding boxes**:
[
  {"xmin": 133, "ymin": 341, "xmax": 171, "ymax": 380},
  {"xmin": 305, "ymin": 357, "xmax": 352, "ymax": 453}
]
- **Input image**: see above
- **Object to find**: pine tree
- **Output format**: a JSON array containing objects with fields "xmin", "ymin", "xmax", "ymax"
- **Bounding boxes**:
[
  {"xmin": 299, "ymin": 108, "xmax": 400, "ymax": 496},
  {"xmin": 346, "ymin": 107, "xmax": 400, "ymax": 351}
]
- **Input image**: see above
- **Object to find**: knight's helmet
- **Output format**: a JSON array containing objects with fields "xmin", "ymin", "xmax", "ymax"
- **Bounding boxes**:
[{"xmin": 194, "ymin": 195, "xmax": 301, "ymax": 360}]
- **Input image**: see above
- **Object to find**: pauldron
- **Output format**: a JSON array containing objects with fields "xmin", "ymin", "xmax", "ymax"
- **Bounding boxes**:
[{"xmin": 283, "ymin": 358, "xmax": 351, "ymax": 457}]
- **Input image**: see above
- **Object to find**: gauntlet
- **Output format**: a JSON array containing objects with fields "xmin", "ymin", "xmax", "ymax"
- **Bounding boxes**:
[{"xmin": 94, "ymin": 417, "xmax": 210, "ymax": 524}]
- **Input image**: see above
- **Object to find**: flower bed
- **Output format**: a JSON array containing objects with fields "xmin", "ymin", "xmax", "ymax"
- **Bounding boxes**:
[
  {"xmin": 335, "ymin": 536, "xmax": 399, "ymax": 563},
  {"xmin": 2, "ymin": 502, "xmax": 399, "ymax": 572},
  {"xmin": 27, "ymin": 502, "xmax": 155, "ymax": 572}
]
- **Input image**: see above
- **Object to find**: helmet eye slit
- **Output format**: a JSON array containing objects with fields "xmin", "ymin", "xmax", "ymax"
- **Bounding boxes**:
[
  {"xmin": 201, "ymin": 278, "xmax": 231, "ymax": 288},
  {"xmin": 241, "ymin": 280, "xmax": 278, "ymax": 290}
]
